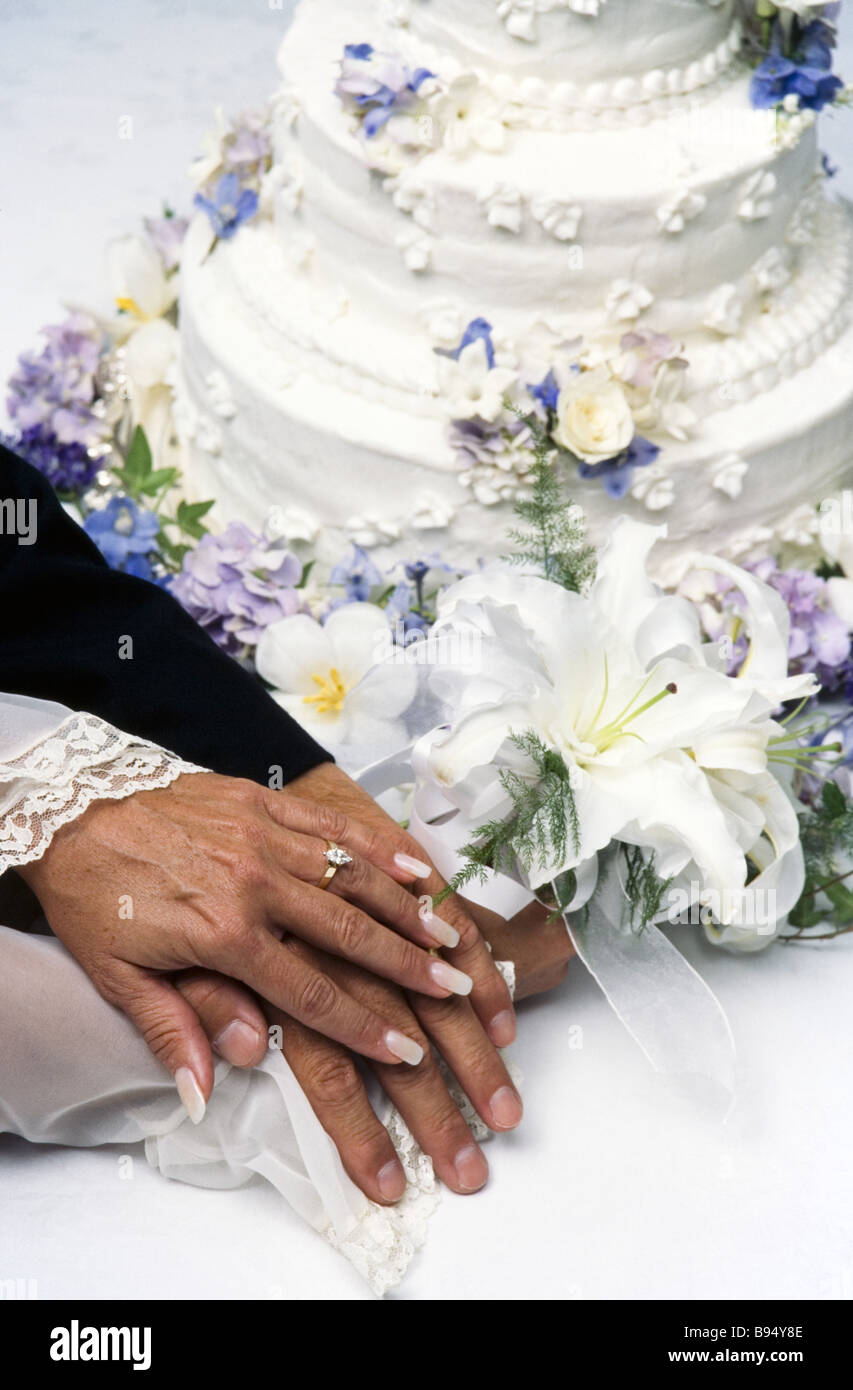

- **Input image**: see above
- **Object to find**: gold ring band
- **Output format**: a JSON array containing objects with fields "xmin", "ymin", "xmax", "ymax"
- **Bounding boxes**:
[{"xmin": 317, "ymin": 841, "xmax": 353, "ymax": 890}]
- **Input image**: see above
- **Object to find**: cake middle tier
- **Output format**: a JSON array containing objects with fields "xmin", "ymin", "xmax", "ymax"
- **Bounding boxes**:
[{"xmin": 274, "ymin": 15, "xmax": 821, "ymax": 345}]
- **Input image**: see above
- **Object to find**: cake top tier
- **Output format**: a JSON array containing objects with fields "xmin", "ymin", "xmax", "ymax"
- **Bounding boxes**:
[{"xmin": 375, "ymin": 0, "xmax": 737, "ymax": 83}]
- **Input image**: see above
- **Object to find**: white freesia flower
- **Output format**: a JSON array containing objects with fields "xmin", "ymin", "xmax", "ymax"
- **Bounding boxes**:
[
  {"xmin": 436, "ymin": 337, "xmax": 518, "ymax": 422},
  {"xmin": 256, "ymin": 604, "xmax": 416, "ymax": 748},
  {"xmin": 553, "ymin": 365, "xmax": 634, "ymax": 463},
  {"xmin": 418, "ymin": 519, "xmax": 816, "ymax": 949}
]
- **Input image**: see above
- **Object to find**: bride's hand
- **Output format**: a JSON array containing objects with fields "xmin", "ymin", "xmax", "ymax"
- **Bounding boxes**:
[{"xmin": 16, "ymin": 770, "xmax": 493, "ymax": 1110}]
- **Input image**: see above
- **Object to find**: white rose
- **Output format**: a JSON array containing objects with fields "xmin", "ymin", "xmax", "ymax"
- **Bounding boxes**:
[{"xmin": 553, "ymin": 367, "xmax": 635, "ymax": 464}]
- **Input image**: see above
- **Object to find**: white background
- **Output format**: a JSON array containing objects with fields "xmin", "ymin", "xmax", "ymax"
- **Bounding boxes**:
[{"xmin": 2, "ymin": 2, "xmax": 853, "ymax": 1302}]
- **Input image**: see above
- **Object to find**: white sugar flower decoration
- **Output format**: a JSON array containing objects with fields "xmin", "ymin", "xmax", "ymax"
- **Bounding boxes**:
[
  {"xmin": 437, "ymin": 75, "xmax": 507, "ymax": 156},
  {"xmin": 531, "ymin": 195, "xmax": 583, "ymax": 242},
  {"xmin": 605, "ymin": 279, "xmax": 654, "ymax": 321},
  {"xmin": 436, "ymin": 337, "xmax": 518, "ymax": 423},
  {"xmin": 479, "ymin": 183, "xmax": 524, "ymax": 233},
  {"xmin": 712, "ymin": 453, "xmax": 749, "ymax": 500},
  {"xmin": 738, "ymin": 171, "xmax": 776, "ymax": 221},
  {"xmin": 630, "ymin": 463, "xmax": 674, "ymax": 512},
  {"xmin": 396, "ymin": 226, "xmax": 434, "ymax": 272},
  {"xmin": 751, "ymin": 246, "xmax": 791, "ymax": 292},
  {"xmin": 704, "ymin": 282, "xmax": 749, "ymax": 335},
  {"xmin": 345, "ymin": 514, "xmax": 402, "ymax": 548},
  {"xmin": 256, "ymin": 605, "xmax": 416, "ymax": 748},
  {"xmin": 656, "ymin": 189, "xmax": 707, "ymax": 234}
]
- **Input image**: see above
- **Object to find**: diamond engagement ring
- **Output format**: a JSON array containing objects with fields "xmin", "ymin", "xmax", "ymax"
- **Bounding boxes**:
[{"xmin": 317, "ymin": 842, "xmax": 353, "ymax": 890}]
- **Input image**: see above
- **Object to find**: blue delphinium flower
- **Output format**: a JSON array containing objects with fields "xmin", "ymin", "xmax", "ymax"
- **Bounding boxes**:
[
  {"xmin": 577, "ymin": 435, "xmax": 660, "ymax": 499},
  {"xmin": 84, "ymin": 497, "xmax": 160, "ymax": 577},
  {"xmin": 194, "ymin": 172, "xmax": 259, "ymax": 241},
  {"xmin": 750, "ymin": 20, "xmax": 843, "ymax": 112},
  {"xmin": 330, "ymin": 545, "xmax": 384, "ymax": 602},
  {"xmin": 435, "ymin": 317, "xmax": 497, "ymax": 368}
]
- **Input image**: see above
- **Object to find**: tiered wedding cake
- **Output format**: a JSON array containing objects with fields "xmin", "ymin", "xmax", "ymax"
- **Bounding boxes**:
[{"xmin": 176, "ymin": 0, "xmax": 853, "ymax": 577}]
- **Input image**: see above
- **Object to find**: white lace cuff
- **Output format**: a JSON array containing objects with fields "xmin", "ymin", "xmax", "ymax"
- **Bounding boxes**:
[{"xmin": 0, "ymin": 711, "xmax": 207, "ymax": 874}]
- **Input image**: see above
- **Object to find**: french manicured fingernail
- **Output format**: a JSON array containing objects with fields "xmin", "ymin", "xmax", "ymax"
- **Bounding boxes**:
[
  {"xmin": 394, "ymin": 851, "xmax": 432, "ymax": 878},
  {"xmin": 385, "ymin": 1029, "xmax": 424, "ymax": 1066},
  {"xmin": 453, "ymin": 1144, "xmax": 489, "ymax": 1193},
  {"xmin": 423, "ymin": 914, "xmax": 460, "ymax": 949},
  {"xmin": 489, "ymin": 1009, "xmax": 516, "ymax": 1047},
  {"xmin": 175, "ymin": 1067, "xmax": 206, "ymax": 1125},
  {"xmin": 377, "ymin": 1159, "xmax": 407, "ymax": 1201},
  {"xmin": 213, "ymin": 1020, "xmax": 262, "ymax": 1066},
  {"xmin": 488, "ymin": 1085, "xmax": 523, "ymax": 1131},
  {"xmin": 429, "ymin": 959, "xmax": 473, "ymax": 996}
]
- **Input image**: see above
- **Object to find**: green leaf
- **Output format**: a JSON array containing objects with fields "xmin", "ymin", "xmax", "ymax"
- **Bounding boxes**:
[
  {"xmin": 297, "ymin": 559, "xmax": 316, "ymax": 590},
  {"xmin": 175, "ymin": 498, "xmax": 215, "ymax": 539},
  {"xmin": 823, "ymin": 780, "xmax": 846, "ymax": 819}
]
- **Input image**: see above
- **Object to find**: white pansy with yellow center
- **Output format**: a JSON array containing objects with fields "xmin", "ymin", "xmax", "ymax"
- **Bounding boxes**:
[{"xmin": 255, "ymin": 604, "xmax": 417, "ymax": 749}]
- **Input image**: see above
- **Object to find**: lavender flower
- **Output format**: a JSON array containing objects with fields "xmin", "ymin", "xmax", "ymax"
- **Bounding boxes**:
[
  {"xmin": 194, "ymin": 172, "xmax": 259, "ymax": 241},
  {"xmin": 84, "ymin": 497, "xmax": 160, "ymax": 577},
  {"xmin": 143, "ymin": 211, "xmax": 189, "ymax": 273},
  {"xmin": 170, "ymin": 522, "xmax": 302, "ymax": 655},
  {"xmin": 223, "ymin": 109, "xmax": 273, "ymax": 178}
]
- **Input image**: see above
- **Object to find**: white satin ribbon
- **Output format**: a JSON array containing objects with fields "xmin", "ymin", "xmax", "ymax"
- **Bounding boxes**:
[{"xmin": 355, "ymin": 754, "xmax": 737, "ymax": 1104}]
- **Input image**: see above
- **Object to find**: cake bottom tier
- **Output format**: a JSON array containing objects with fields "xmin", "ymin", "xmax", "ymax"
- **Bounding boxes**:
[{"xmin": 176, "ymin": 218, "xmax": 853, "ymax": 584}]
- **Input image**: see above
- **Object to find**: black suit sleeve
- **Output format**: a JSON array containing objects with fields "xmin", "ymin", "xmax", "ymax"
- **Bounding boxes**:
[{"xmin": 0, "ymin": 443, "xmax": 333, "ymax": 784}]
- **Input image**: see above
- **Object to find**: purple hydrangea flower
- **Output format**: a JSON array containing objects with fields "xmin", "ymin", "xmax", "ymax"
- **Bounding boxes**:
[
  {"xmin": 577, "ymin": 434, "xmax": 660, "ymax": 499},
  {"xmin": 3, "ymin": 425, "xmax": 99, "ymax": 492},
  {"xmin": 194, "ymin": 172, "xmax": 259, "ymax": 241},
  {"xmin": 335, "ymin": 44, "xmax": 434, "ymax": 137},
  {"xmin": 707, "ymin": 558, "xmax": 853, "ymax": 693},
  {"xmin": 6, "ymin": 313, "xmax": 107, "ymax": 453},
  {"xmin": 170, "ymin": 522, "xmax": 302, "ymax": 655},
  {"xmin": 84, "ymin": 497, "xmax": 160, "ymax": 576}
]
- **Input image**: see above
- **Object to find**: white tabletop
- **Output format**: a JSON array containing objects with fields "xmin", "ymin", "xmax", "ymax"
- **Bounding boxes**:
[{"xmin": 2, "ymin": 1, "xmax": 853, "ymax": 1301}]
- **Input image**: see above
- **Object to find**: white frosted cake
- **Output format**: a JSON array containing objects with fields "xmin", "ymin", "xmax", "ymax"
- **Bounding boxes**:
[{"xmin": 176, "ymin": 0, "xmax": 853, "ymax": 579}]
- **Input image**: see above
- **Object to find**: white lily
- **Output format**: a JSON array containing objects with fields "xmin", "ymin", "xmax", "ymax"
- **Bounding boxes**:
[
  {"xmin": 107, "ymin": 234, "xmax": 177, "ymax": 330},
  {"xmin": 419, "ymin": 518, "xmax": 817, "ymax": 948},
  {"xmin": 256, "ymin": 604, "xmax": 417, "ymax": 751}
]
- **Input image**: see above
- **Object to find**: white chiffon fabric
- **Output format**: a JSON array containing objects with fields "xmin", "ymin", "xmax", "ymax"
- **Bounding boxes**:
[{"xmin": 0, "ymin": 692, "xmax": 514, "ymax": 1296}]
